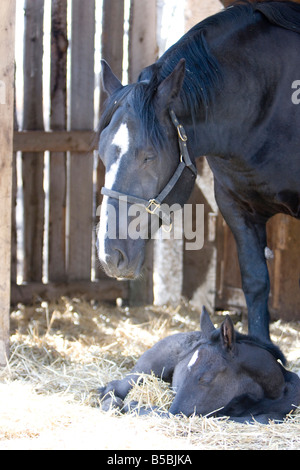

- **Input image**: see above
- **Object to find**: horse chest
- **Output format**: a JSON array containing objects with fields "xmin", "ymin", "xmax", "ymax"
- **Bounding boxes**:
[{"xmin": 208, "ymin": 157, "xmax": 300, "ymax": 219}]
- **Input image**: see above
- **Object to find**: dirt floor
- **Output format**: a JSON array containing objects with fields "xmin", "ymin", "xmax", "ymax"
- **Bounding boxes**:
[{"xmin": 0, "ymin": 297, "xmax": 300, "ymax": 450}]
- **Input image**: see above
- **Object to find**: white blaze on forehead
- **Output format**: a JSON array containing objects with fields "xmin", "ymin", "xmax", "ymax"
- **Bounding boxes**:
[
  {"xmin": 104, "ymin": 122, "xmax": 130, "ymax": 190},
  {"xmin": 187, "ymin": 350, "xmax": 199, "ymax": 370},
  {"xmin": 112, "ymin": 122, "xmax": 129, "ymax": 157},
  {"xmin": 105, "ymin": 161, "xmax": 119, "ymax": 190}
]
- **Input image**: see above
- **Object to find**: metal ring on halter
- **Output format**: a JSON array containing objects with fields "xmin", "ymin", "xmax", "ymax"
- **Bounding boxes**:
[
  {"xmin": 162, "ymin": 222, "xmax": 173, "ymax": 233},
  {"xmin": 177, "ymin": 124, "xmax": 188, "ymax": 142}
]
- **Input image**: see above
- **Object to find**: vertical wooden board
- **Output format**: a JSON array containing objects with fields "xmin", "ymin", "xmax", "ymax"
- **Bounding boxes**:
[
  {"xmin": 48, "ymin": 0, "xmax": 68, "ymax": 281},
  {"xmin": 267, "ymin": 215, "xmax": 300, "ymax": 321},
  {"xmin": 0, "ymin": 0, "xmax": 16, "ymax": 365},
  {"xmin": 185, "ymin": 0, "xmax": 223, "ymax": 30},
  {"xmin": 128, "ymin": 0, "xmax": 157, "ymax": 304},
  {"xmin": 99, "ymin": 0, "xmax": 124, "ymax": 114},
  {"xmin": 68, "ymin": 0, "xmax": 95, "ymax": 281},
  {"xmin": 22, "ymin": 0, "xmax": 45, "ymax": 282},
  {"xmin": 11, "ymin": 91, "xmax": 18, "ymax": 283},
  {"xmin": 95, "ymin": 0, "xmax": 125, "ymax": 281},
  {"xmin": 215, "ymin": 217, "xmax": 245, "ymax": 311},
  {"xmin": 101, "ymin": 0, "xmax": 124, "ymax": 81},
  {"xmin": 129, "ymin": 0, "xmax": 158, "ymax": 83}
]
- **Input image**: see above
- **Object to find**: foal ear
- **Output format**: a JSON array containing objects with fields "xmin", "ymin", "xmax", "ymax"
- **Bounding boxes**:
[
  {"xmin": 101, "ymin": 60, "xmax": 123, "ymax": 96},
  {"xmin": 220, "ymin": 315, "xmax": 235, "ymax": 352},
  {"xmin": 156, "ymin": 58, "xmax": 186, "ymax": 110},
  {"xmin": 200, "ymin": 306, "xmax": 215, "ymax": 337}
]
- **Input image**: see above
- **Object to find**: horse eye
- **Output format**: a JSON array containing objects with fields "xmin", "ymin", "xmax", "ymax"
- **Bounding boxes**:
[
  {"xmin": 198, "ymin": 376, "xmax": 210, "ymax": 386},
  {"xmin": 144, "ymin": 153, "xmax": 156, "ymax": 164}
]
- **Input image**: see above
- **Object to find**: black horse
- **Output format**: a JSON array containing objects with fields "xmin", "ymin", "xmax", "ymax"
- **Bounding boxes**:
[
  {"xmin": 99, "ymin": 307, "xmax": 300, "ymax": 423},
  {"xmin": 98, "ymin": 1, "xmax": 300, "ymax": 341}
]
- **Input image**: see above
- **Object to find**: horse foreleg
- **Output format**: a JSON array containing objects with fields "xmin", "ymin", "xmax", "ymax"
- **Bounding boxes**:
[
  {"xmin": 237, "ymin": 222, "xmax": 270, "ymax": 340},
  {"xmin": 215, "ymin": 185, "xmax": 270, "ymax": 340}
]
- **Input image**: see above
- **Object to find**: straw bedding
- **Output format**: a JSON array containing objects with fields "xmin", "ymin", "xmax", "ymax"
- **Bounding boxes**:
[{"xmin": 0, "ymin": 296, "xmax": 300, "ymax": 450}]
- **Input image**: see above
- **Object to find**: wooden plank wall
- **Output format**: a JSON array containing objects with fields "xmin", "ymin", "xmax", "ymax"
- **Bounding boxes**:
[
  {"xmin": 68, "ymin": 0, "xmax": 95, "ymax": 281},
  {"xmin": 11, "ymin": 0, "xmax": 128, "ymax": 305},
  {"xmin": 0, "ymin": 1, "xmax": 16, "ymax": 365},
  {"xmin": 22, "ymin": 0, "xmax": 45, "ymax": 282},
  {"xmin": 49, "ymin": 0, "xmax": 68, "ymax": 282}
]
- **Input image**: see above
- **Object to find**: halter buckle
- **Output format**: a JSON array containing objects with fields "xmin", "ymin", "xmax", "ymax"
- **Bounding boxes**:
[
  {"xmin": 146, "ymin": 199, "xmax": 160, "ymax": 214},
  {"xmin": 177, "ymin": 124, "xmax": 188, "ymax": 142}
]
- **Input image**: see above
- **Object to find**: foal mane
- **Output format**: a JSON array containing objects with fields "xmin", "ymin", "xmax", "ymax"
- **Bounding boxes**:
[
  {"xmin": 210, "ymin": 328, "xmax": 286, "ymax": 365},
  {"xmin": 236, "ymin": 331, "xmax": 286, "ymax": 365}
]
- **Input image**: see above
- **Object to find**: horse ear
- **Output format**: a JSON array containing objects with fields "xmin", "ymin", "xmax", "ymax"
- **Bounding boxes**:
[
  {"xmin": 200, "ymin": 306, "xmax": 215, "ymax": 337},
  {"xmin": 220, "ymin": 315, "xmax": 235, "ymax": 352},
  {"xmin": 101, "ymin": 59, "xmax": 123, "ymax": 96},
  {"xmin": 156, "ymin": 58, "xmax": 186, "ymax": 110}
]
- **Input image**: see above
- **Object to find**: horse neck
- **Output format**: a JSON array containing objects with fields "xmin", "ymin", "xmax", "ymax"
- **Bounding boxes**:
[{"xmin": 177, "ymin": 24, "xmax": 284, "ymax": 160}]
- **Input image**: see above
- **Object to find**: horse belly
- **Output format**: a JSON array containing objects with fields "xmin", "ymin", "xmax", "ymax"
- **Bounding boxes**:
[{"xmin": 233, "ymin": 185, "xmax": 300, "ymax": 220}]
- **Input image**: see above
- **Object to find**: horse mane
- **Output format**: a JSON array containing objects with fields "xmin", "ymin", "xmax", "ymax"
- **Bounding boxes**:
[
  {"xmin": 253, "ymin": 1, "xmax": 300, "ymax": 33},
  {"xmin": 210, "ymin": 327, "xmax": 286, "ymax": 365},
  {"xmin": 135, "ymin": 1, "xmax": 300, "ymax": 147},
  {"xmin": 100, "ymin": 1, "xmax": 300, "ymax": 149},
  {"xmin": 98, "ymin": 85, "xmax": 134, "ymax": 136},
  {"xmin": 136, "ymin": 20, "xmax": 224, "ymax": 148},
  {"xmin": 236, "ymin": 331, "xmax": 287, "ymax": 365}
]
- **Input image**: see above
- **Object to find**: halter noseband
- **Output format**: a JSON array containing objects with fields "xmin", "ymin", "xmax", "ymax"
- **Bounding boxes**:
[{"xmin": 101, "ymin": 109, "xmax": 197, "ymax": 226}]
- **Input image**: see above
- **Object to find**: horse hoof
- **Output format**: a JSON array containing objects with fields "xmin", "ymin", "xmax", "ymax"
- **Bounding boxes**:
[{"xmin": 100, "ymin": 395, "xmax": 124, "ymax": 412}]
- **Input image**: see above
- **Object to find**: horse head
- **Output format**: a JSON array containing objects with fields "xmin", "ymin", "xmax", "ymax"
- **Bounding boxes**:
[{"xmin": 97, "ymin": 60, "xmax": 196, "ymax": 279}]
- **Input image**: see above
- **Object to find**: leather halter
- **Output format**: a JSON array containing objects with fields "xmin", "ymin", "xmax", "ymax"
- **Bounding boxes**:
[{"xmin": 101, "ymin": 109, "xmax": 197, "ymax": 226}]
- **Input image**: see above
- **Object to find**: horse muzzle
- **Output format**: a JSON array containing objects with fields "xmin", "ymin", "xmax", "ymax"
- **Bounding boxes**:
[{"xmin": 97, "ymin": 238, "xmax": 144, "ymax": 280}]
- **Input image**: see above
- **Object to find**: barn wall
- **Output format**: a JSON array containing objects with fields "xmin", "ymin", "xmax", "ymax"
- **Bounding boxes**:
[{"xmin": 11, "ymin": 0, "xmax": 128, "ymax": 305}]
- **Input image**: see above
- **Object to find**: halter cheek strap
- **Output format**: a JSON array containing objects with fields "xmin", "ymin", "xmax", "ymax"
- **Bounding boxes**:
[{"xmin": 100, "ymin": 108, "xmax": 197, "ymax": 225}]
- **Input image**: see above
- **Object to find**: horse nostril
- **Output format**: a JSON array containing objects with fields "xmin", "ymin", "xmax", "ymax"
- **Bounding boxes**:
[{"xmin": 115, "ymin": 248, "xmax": 128, "ymax": 270}]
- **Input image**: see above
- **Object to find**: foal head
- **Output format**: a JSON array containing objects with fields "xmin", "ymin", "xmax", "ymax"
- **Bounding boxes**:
[{"xmin": 169, "ymin": 310, "xmax": 286, "ymax": 418}]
